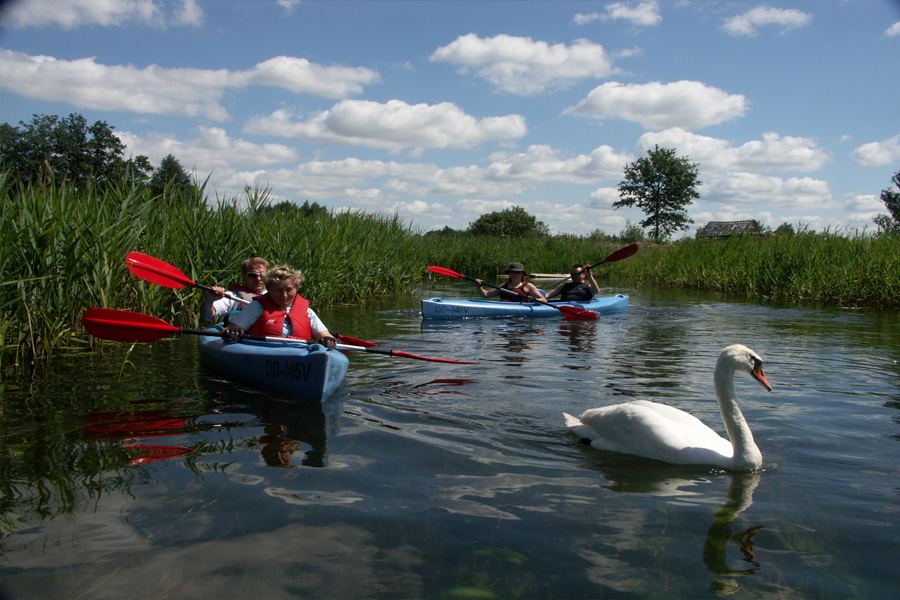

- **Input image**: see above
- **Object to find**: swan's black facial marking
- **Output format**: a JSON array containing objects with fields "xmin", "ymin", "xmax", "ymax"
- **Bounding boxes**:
[{"xmin": 749, "ymin": 354, "xmax": 773, "ymax": 391}]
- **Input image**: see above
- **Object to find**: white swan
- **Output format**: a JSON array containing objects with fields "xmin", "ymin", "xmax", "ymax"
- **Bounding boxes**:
[{"xmin": 563, "ymin": 344, "xmax": 772, "ymax": 471}]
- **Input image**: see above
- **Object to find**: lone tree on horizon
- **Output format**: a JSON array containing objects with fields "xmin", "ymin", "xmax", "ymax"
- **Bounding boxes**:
[{"xmin": 614, "ymin": 145, "xmax": 701, "ymax": 242}]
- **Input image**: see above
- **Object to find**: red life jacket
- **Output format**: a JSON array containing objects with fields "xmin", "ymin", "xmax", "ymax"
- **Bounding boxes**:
[
  {"xmin": 247, "ymin": 294, "xmax": 312, "ymax": 339},
  {"xmin": 500, "ymin": 284, "xmax": 530, "ymax": 302}
]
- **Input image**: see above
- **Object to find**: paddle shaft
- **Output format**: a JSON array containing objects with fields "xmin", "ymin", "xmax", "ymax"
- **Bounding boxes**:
[
  {"xmin": 82, "ymin": 309, "xmax": 476, "ymax": 364},
  {"xmin": 542, "ymin": 243, "xmax": 638, "ymax": 291},
  {"xmin": 194, "ymin": 331, "xmax": 473, "ymax": 362},
  {"xmin": 468, "ymin": 274, "xmax": 547, "ymax": 303},
  {"xmin": 466, "ymin": 274, "xmax": 590, "ymax": 316},
  {"xmin": 180, "ymin": 328, "xmax": 410, "ymax": 355},
  {"xmin": 193, "ymin": 283, "xmax": 251, "ymax": 305}
]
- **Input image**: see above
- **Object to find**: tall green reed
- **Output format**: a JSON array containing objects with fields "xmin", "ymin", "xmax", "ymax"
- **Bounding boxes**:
[
  {"xmin": 420, "ymin": 229, "xmax": 899, "ymax": 306},
  {"xmin": 3, "ymin": 170, "xmax": 896, "ymax": 368},
  {"xmin": 1, "ymin": 176, "xmax": 427, "ymax": 366},
  {"xmin": 607, "ymin": 232, "xmax": 899, "ymax": 305}
]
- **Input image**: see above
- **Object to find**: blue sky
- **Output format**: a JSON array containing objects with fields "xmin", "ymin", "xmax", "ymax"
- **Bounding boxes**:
[{"xmin": 1, "ymin": 0, "xmax": 898, "ymax": 236}]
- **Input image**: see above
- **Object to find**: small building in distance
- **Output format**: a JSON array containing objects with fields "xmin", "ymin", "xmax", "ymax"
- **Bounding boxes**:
[{"xmin": 697, "ymin": 220, "xmax": 764, "ymax": 239}]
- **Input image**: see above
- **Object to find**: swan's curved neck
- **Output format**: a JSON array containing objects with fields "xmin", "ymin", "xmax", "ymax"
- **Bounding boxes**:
[{"xmin": 715, "ymin": 362, "xmax": 762, "ymax": 470}]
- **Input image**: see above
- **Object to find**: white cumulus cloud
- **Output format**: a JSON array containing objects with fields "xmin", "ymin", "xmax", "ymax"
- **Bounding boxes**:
[
  {"xmin": 0, "ymin": 50, "xmax": 231, "ymax": 119},
  {"xmin": 851, "ymin": 134, "xmax": 900, "ymax": 166},
  {"xmin": 117, "ymin": 127, "xmax": 300, "ymax": 171},
  {"xmin": 637, "ymin": 129, "xmax": 830, "ymax": 172},
  {"xmin": 843, "ymin": 193, "xmax": 883, "ymax": 223},
  {"xmin": 430, "ymin": 33, "xmax": 617, "ymax": 95},
  {"xmin": 703, "ymin": 172, "xmax": 833, "ymax": 208},
  {"xmin": 566, "ymin": 81, "xmax": 746, "ymax": 130},
  {"xmin": 574, "ymin": 2, "xmax": 661, "ymax": 27},
  {"xmin": 723, "ymin": 6, "xmax": 812, "ymax": 37},
  {"xmin": 243, "ymin": 100, "xmax": 526, "ymax": 152},
  {"xmin": 239, "ymin": 56, "xmax": 381, "ymax": 98},
  {"xmin": 1, "ymin": 0, "xmax": 202, "ymax": 29},
  {"xmin": 485, "ymin": 144, "xmax": 630, "ymax": 183},
  {"xmin": 887, "ymin": 21, "xmax": 900, "ymax": 36},
  {"xmin": 0, "ymin": 49, "xmax": 380, "ymax": 120}
]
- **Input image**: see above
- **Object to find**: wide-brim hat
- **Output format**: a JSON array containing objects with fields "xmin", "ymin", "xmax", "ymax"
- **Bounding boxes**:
[{"xmin": 506, "ymin": 262, "xmax": 526, "ymax": 273}]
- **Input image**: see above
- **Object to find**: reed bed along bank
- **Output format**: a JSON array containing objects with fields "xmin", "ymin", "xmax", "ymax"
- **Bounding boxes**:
[
  {"xmin": 0, "ymin": 176, "xmax": 426, "ymax": 368},
  {"xmin": 2, "ymin": 174, "xmax": 897, "ymax": 367},
  {"xmin": 422, "ymin": 231, "xmax": 899, "ymax": 307},
  {"xmin": 608, "ymin": 234, "xmax": 899, "ymax": 306}
]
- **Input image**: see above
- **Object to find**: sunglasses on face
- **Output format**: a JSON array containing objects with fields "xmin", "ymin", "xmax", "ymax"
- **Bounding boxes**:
[
  {"xmin": 571, "ymin": 271, "xmax": 584, "ymax": 277},
  {"xmin": 244, "ymin": 272, "xmax": 265, "ymax": 280}
]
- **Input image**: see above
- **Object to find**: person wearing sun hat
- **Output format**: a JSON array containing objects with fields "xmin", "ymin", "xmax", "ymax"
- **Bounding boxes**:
[{"xmin": 475, "ymin": 262, "xmax": 548, "ymax": 303}]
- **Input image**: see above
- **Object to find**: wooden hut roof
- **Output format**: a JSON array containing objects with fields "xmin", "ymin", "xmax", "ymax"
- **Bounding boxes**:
[{"xmin": 698, "ymin": 220, "xmax": 763, "ymax": 238}]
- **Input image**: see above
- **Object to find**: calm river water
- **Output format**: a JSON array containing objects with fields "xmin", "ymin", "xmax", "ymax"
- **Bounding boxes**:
[{"xmin": 2, "ymin": 283, "xmax": 898, "ymax": 599}]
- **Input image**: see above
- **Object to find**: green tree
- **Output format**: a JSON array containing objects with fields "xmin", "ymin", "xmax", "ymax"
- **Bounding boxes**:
[
  {"xmin": 616, "ymin": 220, "xmax": 648, "ymax": 243},
  {"xmin": 774, "ymin": 222, "xmax": 796, "ymax": 237},
  {"xmin": 467, "ymin": 205, "xmax": 549, "ymax": 237},
  {"xmin": 258, "ymin": 200, "xmax": 329, "ymax": 218},
  {"xmin": 149, "ymin": 154, "xmax": 193, "ymax": 198},
  {"xmin": 873, "ymin": 169, "xmax": 900, "ymax": 235},
  {"xmin": 0, "ymin": 113, "xmax": 151, "ymax": 185},
  {"xmin": 614, "ymin": 145, "xmax": 701, "ymax": 241}
]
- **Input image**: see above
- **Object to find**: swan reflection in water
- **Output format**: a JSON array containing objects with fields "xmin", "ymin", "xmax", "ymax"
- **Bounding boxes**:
[
  {"xmin": 587, "ymin": 465, "xmax": 765, "ymax": 592},
  {"xmin": 702, "ymin": 473, "xmax": 764, "ymax": 580}
]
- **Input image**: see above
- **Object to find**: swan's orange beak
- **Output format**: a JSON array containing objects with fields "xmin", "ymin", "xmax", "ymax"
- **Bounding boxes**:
[{"xmin": 752, "ymin": 364, "xmax": 772, "ymax": 391}]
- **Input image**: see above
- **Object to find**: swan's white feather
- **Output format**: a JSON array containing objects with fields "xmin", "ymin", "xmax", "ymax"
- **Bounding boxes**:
[{"xmin": 564, "ymin": 345, "xmax": 769, "ymax": 471}]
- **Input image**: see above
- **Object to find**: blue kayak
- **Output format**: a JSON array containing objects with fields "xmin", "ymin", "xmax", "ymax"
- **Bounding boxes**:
[
  {"xmin": 197, "ymin": 326, "xmax": 349, "ymax": 402},
  {"xmin": 420, "ymin": 294, "xmax": 628, "ymax": 319}
]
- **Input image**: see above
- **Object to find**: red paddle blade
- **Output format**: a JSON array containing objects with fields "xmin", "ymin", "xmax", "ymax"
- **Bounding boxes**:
[
  {"xmin": 126, "ymin": 252, "xmax": 195, "ymax": 289},
  {"xmin": 389, "ymin": 350, "xmax": 479, "ymax": 364},
  {"xmin": 427, "ymin": 266, "xmax": 464, "ymax": 278},
  {"xmin": 596, "ymin": 243, "xmax": 639, "ymax": 266},
  {"xmin": 83, "ymin": 308, "xmax": 178, "ymax": 343},
  {"xmin": 556, "ymin": 305, "xmax": 599, "ymax": 320},
  {"xmin": 337, "ymin": 334, "xmax": 378, "ymax": 348}
]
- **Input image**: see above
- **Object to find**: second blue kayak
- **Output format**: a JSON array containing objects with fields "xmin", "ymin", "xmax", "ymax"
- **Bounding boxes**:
[{"xmin": 421, "ymin": 294, "xmax": 629, "ymax": 319}]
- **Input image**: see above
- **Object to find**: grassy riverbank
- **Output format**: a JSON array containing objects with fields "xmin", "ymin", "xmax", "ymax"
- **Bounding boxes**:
[{"xmin": 2, "ymin": 176, "xmax": 897, "ymax": 367}]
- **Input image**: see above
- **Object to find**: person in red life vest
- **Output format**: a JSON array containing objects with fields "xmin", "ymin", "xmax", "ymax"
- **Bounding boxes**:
[
  {"xmin": 201, "ymin": 257, "xmax": 269, "ymax": 322},
  {"xmin": 474, "ymin": 262, "xmax": 548, "ymax": 304},
  {"xmin": 222, "ymin": 264, "xmax": 338, "ymax": 349},
  {"xmin": 545, "ymin": 264, "xmax": 599, "ymax": 302}
]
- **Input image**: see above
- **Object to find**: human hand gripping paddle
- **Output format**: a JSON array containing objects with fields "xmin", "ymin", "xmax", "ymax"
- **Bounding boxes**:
[
  {"xmin": 82, "ymin": 308, "xmax": 478, "ymax": 365},
  {"xmin": 427, "ymin": 266, "xmax": 599, "ymax": 321},
  {"xmin": 541, "ymin": 243, "xmax": 639, "ymax": 292},
  {"xmin": 125, "ymin": 252, "xmax": 376, "ymax": 348}
]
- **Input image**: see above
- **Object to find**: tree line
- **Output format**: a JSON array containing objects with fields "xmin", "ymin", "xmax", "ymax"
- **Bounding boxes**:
[{"xmin": 0, "ymin": 113, "xmax": 193, "ymax": 199}]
